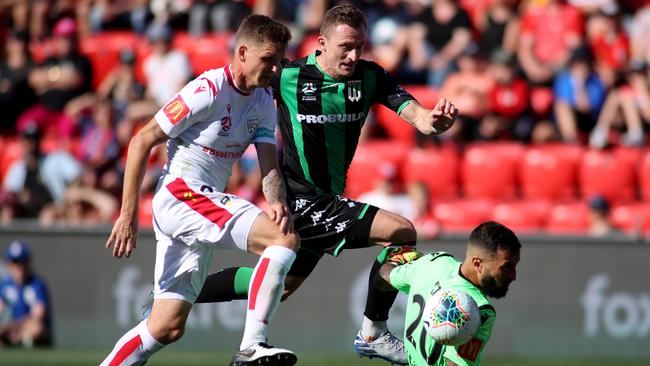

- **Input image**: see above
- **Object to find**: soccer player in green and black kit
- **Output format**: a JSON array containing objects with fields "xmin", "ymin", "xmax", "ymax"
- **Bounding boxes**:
[
  {"xmin": 195, "ymin": 5, "xmax": 458, "ymax": 364},
  {"xmin": 376, "ymin": 221, "xmax": 521, "ymax": 366}
]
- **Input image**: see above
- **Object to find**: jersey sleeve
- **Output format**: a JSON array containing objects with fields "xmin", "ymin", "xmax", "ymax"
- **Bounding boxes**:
[
  {"xmin": 251, "ymin": 93, "xmax": 277, "ymax": 145},
  {"xmin": 154, "ymin": 76, "xmax": 216, "ymax": 138},
  {"xmin": 388, "ymin": 262, "xmax": 416, "ymax": 294},
  {"xmin": 443, "ymin": 305, "xmax": 496, "ymax": 366},
  {"xmin": 371, "ymin": 63, "xmax": 415, "ymax": 115},
  {"xmin": 271, "ymin": 58, "xmax": 289, "ymax": 100}
]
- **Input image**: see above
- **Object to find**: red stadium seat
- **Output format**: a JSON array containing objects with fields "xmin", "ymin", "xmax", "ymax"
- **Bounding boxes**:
[
  {"xmin": 545, "ymin": 201, "xmax": 590, "ymax": 235},
  {"xmin": 519, "ymin": 143, "xmax": 583, "ymax": 200},
  {"xmin": 346, "ymin": 140, "xmax": 409, "ymax": 198},
  {"xmin": 373, "ymin": 85, "xmax": 438, "ymax": 147},
  {"xmin": 491, "ymin": 199, "xmax": 552, "ymax": 233},
  {"xmin": 0, "ymin": 138, "xmax": 23, "ymax": 183},
  {"xmin": 433, "ymin": 198, "xmax": 493, "ymax": 233},
  {"xmin": 638, "ymin": 149, "xmax": 650, "ymax": 202},
  {"xmin": 80, "ymin": 32, "xmax": 138, "ymax": 89},
  {"xmin": 461, "ymin": 142, "xmax": 524, "ymax": 199},
  {"xmin": 183, "ymin": 33, "xmax": 233, "ymax": 75},
  {"xmin": 578, "ymin": 147, "xmax": 637, "ymax": 204},
  {"xmin": 402, "ymin": 146, "xmax": 459, "ymax": 199},
  {"xmin": 610, "ymin": 202, "xmax": 650, "ymax": 233}
]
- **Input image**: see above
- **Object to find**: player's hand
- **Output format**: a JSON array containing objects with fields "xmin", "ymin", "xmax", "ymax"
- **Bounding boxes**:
[
  {"xmin": 265, "ymin": 201, "xmax": 294, "ymax": 235},
  {"xmin": 429, "ymin": 98, "xmax": 458, "ymax": 134},
  {"xmin": 106, "ymin": 214, "xmax": 138, "ymax": 258},
  {"xmin": 387, "ymin": 245, "xmax": 423, "ymax": 265}
]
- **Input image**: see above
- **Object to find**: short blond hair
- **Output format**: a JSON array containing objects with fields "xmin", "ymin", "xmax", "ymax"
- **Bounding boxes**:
[{"xmin": 320, "ymin": 4, "xmax": 367, "ymax": 38}]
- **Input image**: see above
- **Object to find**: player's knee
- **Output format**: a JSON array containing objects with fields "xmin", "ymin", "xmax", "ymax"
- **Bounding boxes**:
[
  {"xmin": 149, "ymin": 322, "xmax": 186, "ymax": 344},
  {"xmin": 392, "ymin": 216, "xmax": 417, "ymax": 242},
  {"xmin": 271, "ymin": 230, "xmax": 300, "ymax": 252}
]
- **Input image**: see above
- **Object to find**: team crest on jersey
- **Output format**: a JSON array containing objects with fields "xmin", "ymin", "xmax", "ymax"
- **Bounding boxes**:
[
  {"xmin": 347, "ymin": 80, "xmax": 362, "ymax": 102},
  {"xmin": 163, "ymin": 95, "xmax": 190, "ymax": 125}
]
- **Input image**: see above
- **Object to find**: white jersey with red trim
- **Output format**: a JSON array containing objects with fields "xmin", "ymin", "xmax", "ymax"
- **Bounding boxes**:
[{"xmin": 154, "ymin": 65, "xmax": 276, "ymax": 192}]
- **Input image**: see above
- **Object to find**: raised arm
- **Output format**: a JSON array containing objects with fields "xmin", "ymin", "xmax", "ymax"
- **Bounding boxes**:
[
  {"xmin": 106, "ymin": 118, "xmax": 168, "ymax": 258},
  {"xmin": 399, "ymin": 98, "xmax": 459, "ymax": 135}
]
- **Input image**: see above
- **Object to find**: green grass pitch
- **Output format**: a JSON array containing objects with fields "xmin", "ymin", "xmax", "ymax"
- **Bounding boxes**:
[{"xmin": 1, "ymin": 349, "xmax": 649, "ymax": 366}]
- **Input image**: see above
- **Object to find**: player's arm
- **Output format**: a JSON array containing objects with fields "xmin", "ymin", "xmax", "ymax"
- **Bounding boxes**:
[
  {"xmin": 375, "ymin": 247, "xmax": 423, "ymax": 291},
  {"xmin": 399, "ymin": 98, "xmax": 459, "ymax": 135},
  {"xmin": 106, "ymin": 118, "xmax": 168, "ymax": 258},
  {"xmin": 255, "ymin": 142, "xmax": 292, "ymax": 234}
]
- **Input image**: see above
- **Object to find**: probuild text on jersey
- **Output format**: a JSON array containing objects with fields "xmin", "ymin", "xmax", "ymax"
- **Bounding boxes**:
[{"xmin": 296, "ymin": 112, "xmax": 365, "ymax": 124}]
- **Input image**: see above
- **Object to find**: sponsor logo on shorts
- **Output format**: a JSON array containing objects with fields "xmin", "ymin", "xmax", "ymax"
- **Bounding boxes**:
[{"xmin": 163, "ymin": 95, "xmax": 190, "ymax": 125}]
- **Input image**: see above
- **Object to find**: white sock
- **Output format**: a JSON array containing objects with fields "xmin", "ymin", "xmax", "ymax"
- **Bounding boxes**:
[
  {"xmin": 240, "ymin": 245, "xmax": 296, "ymax": 350},
  {"xmin": 361, "ymin": 316, "xmax": 388, "ymax": 340},
  {"xmin": 100, "ymin": 320, "xmax": 164, "ymax": 366}
]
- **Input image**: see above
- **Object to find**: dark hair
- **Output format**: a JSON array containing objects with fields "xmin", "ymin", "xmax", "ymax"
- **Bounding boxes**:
[
  {"xmin": 235, "ymin": 14, "xmax": 291, "ymax": 47},
  {"xmin": 320, "ymin": 4, "xmax": 367, "ymax": 37},
  {"xmin": 469, "ymin": 221, "xmax": 521, "ymax": 256}
]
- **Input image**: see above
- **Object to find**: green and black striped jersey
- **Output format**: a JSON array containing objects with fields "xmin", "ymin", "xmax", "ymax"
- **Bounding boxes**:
[{"xmin": 272, "ymin": 51, "xmax": 415, "ymax": 197}]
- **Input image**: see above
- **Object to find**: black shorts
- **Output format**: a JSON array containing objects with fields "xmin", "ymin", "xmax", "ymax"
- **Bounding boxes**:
[{"xmin": 287, "ymin": 194, "xmax": 379, "ymax": 278}]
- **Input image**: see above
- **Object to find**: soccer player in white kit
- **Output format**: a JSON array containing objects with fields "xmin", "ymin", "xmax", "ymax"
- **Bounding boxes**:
[{"xmin": 101, "ymin": 15, "xmax": 299, "ymax": 366}]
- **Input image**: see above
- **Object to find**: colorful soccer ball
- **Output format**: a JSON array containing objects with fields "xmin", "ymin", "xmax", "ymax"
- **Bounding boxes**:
[{"xmin": 422, "ymin": 288, "xmax": 480, "ymax": 346}]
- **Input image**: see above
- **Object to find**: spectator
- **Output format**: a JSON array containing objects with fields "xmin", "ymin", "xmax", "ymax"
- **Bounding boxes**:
[
  {"xmin": 18, "ymin": 17, "xmax": 93, "ymax": 139},
  {"xmin": 0, "ymin": 241, "xmax": 52, "ymax": 348},
  {"xmin": 438, "ymin": 45, "xmax": 494, "ymax": 141},
  {"xmin": 587, "ymin": 195, "xmax": 620, "ymax": 237},
  {"xmin": 408, "ymin": 0, "xmax": 473, "ymax": 87},
  {"xmin": 0, "ymin": 29, "xmax": 37, "ymax": 135},
  {"xmin": 630, "ymin": 2, "xmax": 650, "ymax": 65},
  {"xmin": 358, "ymin": 162, "xmax": 411, "ymax": 218},
  {"xmin": 488, "ymin": 49, "xmax": 532, "ymax": 141},
  {"xmin": 517, "ymin": 0, "xmax": 584, "ymax": 85},
  {"xmin": 78, "ymin": 0, "xmax": 151, "ymax": 34},
  {"xmin": 365, "ymin": 0, "xmax": 412, "ymax": 73},
  {"xmin": 585, "ymin": 10, "xmax": 630, "ymax": 87},
  {"xmin": 589, "ymin": 60, "xmax": 649, "ymax": 148},
  {"xmin": 96, "ymin": 48, "xmax": 146, "ymax": 122},
  {"xmin": 142, "ymin": 22, "xmax": 191, "ymax": 107},
  {"xmin": 553, "ymin": 46, "xmax": 607, "ymax": 143},
  {"xmin": 2, "ymin": 123, "xmax": 82, "ymax": 222},
  {"xmin": 404, "ymin": 181, "xmax": 439, "ymax": 240},
  {"xmin": 188, "ymin": 0, "xmax": 251, "ymax": 35},
  {"xmin": 476, "ymin": 0, "xmax": 520, "ymax": 56}
]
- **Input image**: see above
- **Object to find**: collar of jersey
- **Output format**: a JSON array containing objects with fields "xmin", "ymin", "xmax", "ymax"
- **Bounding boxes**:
[
  {"xmin": 308, "ymin": 51, "xmax": 347, "ymax": 83},
  {"xmin": 225, "ymin": 64, "xmax": 251, "ymax": 96}
]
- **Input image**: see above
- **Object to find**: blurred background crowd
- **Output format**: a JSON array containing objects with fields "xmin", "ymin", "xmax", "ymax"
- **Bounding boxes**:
[{"xmin": 0, "ymin": 0, "xmax": 649, "ymax": 239}]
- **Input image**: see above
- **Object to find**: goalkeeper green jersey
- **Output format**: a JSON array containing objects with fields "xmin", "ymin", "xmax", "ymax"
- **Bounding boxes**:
[{"xmin": 389, "ymin": 252, "xmax": 496, "ymax": 366}]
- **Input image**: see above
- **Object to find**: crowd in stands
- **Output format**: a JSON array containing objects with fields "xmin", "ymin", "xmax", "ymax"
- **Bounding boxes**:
[{"xmin": 1, "ymin": 0, "xmax": 650, "ymax": 238}]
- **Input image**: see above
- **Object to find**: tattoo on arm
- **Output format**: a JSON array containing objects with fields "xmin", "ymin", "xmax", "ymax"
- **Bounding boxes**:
[{"xmin": 261, "ymin": 168, "xmax": 286, "ymax": 204}]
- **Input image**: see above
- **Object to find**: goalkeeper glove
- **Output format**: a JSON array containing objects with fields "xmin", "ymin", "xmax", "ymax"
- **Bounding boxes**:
[{"xmin": 386, "ymin": 245, "xmax": 423, "ymax": 265}]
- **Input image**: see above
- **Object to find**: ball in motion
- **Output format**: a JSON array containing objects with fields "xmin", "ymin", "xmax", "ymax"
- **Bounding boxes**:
[{"xmin": 422, "ymin": 288, "xmax": 480, "ymax": 346}]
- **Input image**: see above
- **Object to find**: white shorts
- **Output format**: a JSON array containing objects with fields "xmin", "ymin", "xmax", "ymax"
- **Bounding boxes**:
[{"xmin": 150, "ymin": 175, "xmax": 262, "ymax": 303}]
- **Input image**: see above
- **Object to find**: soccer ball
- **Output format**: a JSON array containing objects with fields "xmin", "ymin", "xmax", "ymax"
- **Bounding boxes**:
[{"xmin": 422, "ymin": 288, "xmax": 480, "ymax": 346}]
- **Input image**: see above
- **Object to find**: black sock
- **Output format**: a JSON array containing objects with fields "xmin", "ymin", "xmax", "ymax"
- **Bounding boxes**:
[
  {"xmin": 195, "ymin": 267, "xmax": 253, "ymax": 303},
  {"xmin": 364, "ymin": 243, "xmax": 417, "ymax": 321}
]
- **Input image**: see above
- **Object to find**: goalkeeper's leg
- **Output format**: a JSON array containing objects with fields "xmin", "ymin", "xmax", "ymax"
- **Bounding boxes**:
[{"xmin": 355, "ymin": 209, "xmax": 416, "ymax": 366}]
